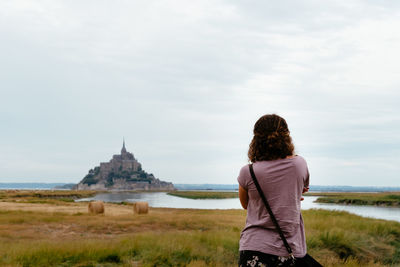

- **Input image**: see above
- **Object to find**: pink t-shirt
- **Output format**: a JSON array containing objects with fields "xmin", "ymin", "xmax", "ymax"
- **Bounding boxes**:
[{"xmin": 237, "ymin": 156, "xmax": 309, "ymax": 257}]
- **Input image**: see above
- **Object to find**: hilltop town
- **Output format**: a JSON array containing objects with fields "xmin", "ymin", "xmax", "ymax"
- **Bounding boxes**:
[{"xmin": 75, "ymin": 141, "xmax": 174, "ymax": 191}]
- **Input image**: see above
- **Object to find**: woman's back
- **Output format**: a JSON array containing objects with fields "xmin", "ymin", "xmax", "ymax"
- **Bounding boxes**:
[{"xmin": 238, "ymin": 155, "xmax": 309, "ymax": 257}]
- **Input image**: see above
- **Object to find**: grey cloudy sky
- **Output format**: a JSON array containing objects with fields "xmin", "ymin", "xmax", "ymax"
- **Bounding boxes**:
[{"xmin": 1, "ymin": 1, "xmax": 399, "ymax": 186}]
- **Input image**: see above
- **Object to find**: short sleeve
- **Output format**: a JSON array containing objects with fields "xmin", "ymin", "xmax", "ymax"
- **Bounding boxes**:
[
  {"xmin": 304, "ymin": 167, "xmax": 310, "ymax": 188},
  {"xmin": 237, "ymin": 165, "xmax": 250, "ymax": 190},
  {"xmin": 295, "ymin": 155, "xmax": 310, "ymax": 188},
  {"xmin": 302, "ymin": 159, "xmax": 310, "ymax": 188}
]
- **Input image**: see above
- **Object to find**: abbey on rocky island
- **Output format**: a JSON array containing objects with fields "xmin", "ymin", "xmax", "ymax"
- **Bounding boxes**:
[{"xmin": 75, "ymin": 140, "xmax": 175, "ymax": 191}]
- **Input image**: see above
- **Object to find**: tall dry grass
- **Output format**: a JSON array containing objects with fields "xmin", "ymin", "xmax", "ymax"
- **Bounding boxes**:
[{"xmin": 0, "ymin": 198, "xmax": 398, "ymax": 266}]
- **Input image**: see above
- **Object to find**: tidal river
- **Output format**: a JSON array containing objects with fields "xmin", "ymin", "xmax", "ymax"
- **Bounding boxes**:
[{"xmin": 77, "ymin": 192, "xmax": 400, "ymax": 222}]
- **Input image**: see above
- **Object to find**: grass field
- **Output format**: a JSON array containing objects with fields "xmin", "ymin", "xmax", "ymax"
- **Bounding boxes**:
[
  {"xmin": 306, "ymin": 192, "xmax": 400, "ymax": 206},
  {"xmin": 168, "ymin": 191, "xmax": 238, "ymax": 199},
  {"xmin": 0, "ymin": 190, "xmax": 399, "ymax": 266},
  {"xmin": 0, "ymin": 190, "xmax": 97, "ymax": 204}
]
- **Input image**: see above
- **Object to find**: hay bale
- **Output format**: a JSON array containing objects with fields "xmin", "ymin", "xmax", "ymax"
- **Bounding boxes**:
[
  {"xmin": 133, "ymin": 201, "xmax": 149, "ymax": 214},
  {"xmin": 88, "ymin": 201, "xmax": 104, "ymax": 214}
]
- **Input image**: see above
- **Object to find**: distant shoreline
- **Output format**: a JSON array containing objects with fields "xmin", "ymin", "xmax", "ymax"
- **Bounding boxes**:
[
  {"xmin": 1, "ymin": 183, "xmax": 400, "ymax": 192},
  {"xmin": 307, "ymin": 192, "xmax": 400, "ymax": 207}
]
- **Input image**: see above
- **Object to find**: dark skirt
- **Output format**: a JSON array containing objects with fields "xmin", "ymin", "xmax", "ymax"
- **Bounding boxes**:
[{"xmin": 239, "ymin": 250, "xmax": 291, "ymax": 267}]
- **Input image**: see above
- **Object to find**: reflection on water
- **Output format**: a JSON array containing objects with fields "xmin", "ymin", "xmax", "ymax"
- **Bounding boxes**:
[
  {"xmin": 77, "ymin": 192, "xmax": 400, "ymax": 222},
  {"xmin": 77, "ymin": 192, "xmax": 242, "ymax": 210}
]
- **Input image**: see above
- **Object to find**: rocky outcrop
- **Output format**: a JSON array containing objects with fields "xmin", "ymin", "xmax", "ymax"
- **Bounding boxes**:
[{"xmin": 75, "ymin": 141, "xmax": 175, "ymax": 191}]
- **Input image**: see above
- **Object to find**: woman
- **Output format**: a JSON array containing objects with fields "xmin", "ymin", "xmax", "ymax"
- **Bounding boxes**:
[{"xmin": 238, "ymin": 114, "xmax": 309, "ymax": 267}]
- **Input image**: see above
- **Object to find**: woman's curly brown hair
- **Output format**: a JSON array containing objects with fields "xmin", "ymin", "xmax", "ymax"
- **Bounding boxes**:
[{"xmin": 248, "ymin": 114, "xmax": 295, "ymax": 162}]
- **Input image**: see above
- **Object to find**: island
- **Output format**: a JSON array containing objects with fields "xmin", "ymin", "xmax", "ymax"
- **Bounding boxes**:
[
  {"xmin": 74, "ymin": 140, "xmax": 175, "ymax": 191},
  {"xmin": 306, "ymin": 192, "xmax": 400, "ymax": 206}
]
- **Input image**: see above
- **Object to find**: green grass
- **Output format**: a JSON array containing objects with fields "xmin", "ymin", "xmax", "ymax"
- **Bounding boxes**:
[
  {"xmin": 305, "ymin": 209, "xmax": 400, "ymax": 266},
  {"xmin": 2, "ymin": 231, "xmax": 238, "ymax": 267},
  {"xmin": 167, "ymin": 191, "xmax": 238, "ymax": 199},
  {"xmin": 306, "ymin": 192, "xmax": 400, "ymax": 206}
]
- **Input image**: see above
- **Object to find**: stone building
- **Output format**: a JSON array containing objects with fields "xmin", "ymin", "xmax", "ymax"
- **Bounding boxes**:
[
  {"xmin": 75, "ymin": 140, "xmax": 175, "ymax": 191},
  {"xmin": 98, "ymin": 140, "xmax": 142, "ymax": 179}
]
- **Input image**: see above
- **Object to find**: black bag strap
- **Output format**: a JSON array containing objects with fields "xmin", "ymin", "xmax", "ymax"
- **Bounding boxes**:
[{"xmin": 249, "ymin": 164, "xmax": 294, "ymax": 258}]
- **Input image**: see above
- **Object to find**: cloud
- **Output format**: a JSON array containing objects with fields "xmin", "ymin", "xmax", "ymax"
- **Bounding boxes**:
[{"xmin": 0, "ymin": 0, "xmax": 399, "ymax": 186}]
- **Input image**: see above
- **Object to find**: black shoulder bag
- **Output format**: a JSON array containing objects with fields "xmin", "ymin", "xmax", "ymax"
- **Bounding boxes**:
[{"xmin": 249, "ymin": 164, "xmax": 323, "ymax": 267}]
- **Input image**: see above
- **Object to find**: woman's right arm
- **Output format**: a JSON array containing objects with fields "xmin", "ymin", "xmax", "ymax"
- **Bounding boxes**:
[{"xmin": 239, "ymin": 185, "xmax": 249, "ymax": 210}]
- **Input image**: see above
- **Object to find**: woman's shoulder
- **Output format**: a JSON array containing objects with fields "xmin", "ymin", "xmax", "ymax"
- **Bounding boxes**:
[
  {"xmin": 237, "ymin": 164, "xmax": 252, "ymax": 189},
  {"xmin": 292, "ymin": 155, "xmax": 307, "ymax": 164},
  {"xmin": 291, "ymin": 155, "xmax": 309, "ymax": 173},
  {"xmin": 239, "ymin": 164, "xmax": 251, "ymax": 175}
]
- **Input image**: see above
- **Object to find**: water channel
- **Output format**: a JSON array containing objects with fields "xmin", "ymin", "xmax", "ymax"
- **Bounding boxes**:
[{"xmin": 77, "ymin": 192, "xmax": 400, "ymax": 222}]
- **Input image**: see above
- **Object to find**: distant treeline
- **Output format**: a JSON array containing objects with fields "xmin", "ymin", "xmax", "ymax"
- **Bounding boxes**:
[
  {"xmin": 174, "ymin": 184, "xmax": 238, "ymax": 191},
  {"xmin": 0, "ymin": 183, "xmax": 399, "ymax": 192},
  {"xmin": 310, "ymin": 185, "xmax": 400, "ymax": 192},
  {"xmin": 0, "ymin": 183, "xmax": 71, "ymax": 190},
  {"xmin": 174, "ymin": 184, "xmax": 400, "ymax": 192}
]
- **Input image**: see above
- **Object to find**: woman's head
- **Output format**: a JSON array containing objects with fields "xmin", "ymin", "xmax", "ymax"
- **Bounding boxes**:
[{"xmin": 248, "ymin": 114, "xmax": 294, "ymax": 162}]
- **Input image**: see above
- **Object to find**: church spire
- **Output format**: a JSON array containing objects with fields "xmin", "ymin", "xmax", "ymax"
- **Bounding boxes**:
[{"xmin": 121, "ymin": 137, "xmax": 127, "ymax": 154}]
